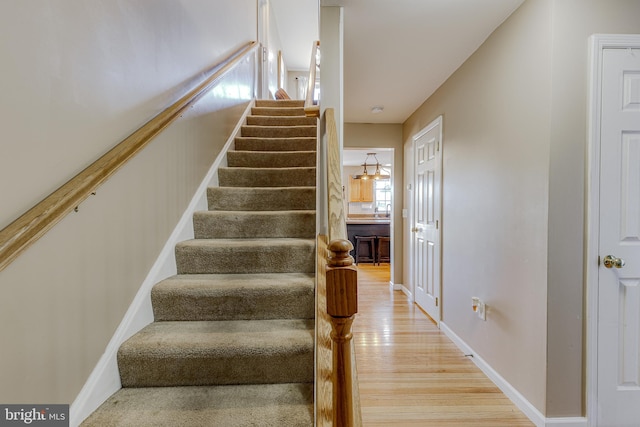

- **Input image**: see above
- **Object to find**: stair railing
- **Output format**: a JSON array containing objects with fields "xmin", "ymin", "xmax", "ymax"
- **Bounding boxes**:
[
  {"xmin": 305, "ymin": 41, "xmax": 320, "ymax": 118},
  {"xmin": 316, "ymin": 107, "xmax": 361, "ymax": 426},
  {"xmin": 0, "ymin": 41, "xmax": 259, "ymax": 273}
]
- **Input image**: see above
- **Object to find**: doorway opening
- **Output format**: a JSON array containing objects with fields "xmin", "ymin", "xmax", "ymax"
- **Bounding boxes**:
[{"xmin": 342, "ymin": 148, "xmax": 395, "ymax": 281}]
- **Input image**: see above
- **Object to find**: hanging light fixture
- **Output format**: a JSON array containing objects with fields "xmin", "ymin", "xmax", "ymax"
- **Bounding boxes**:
[{"xmin": 354, "ymin": 153, "xmax": 390, "ymax": 180}]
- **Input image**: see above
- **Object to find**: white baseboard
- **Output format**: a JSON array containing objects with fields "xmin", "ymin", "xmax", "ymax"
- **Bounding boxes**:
[
  {"xmin": 391, "ymin": 281, "xmax": 413, "ymax": 301},
  {"xmin": 440, "ymin": 322, "xmax": 587, "ymax": 427},
  {"xmin": 545, "ymin": 418, "xmax": 588, "ymax": 427},
  {"xmin": 69, "ymin": 101, "xmax": 253, "ymax": 427}
]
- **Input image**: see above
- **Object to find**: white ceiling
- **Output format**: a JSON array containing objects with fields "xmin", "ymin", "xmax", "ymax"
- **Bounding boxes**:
[
  {"xmin": 343, "ymin": 149, "xmax": 393, "ymax": 167},
  {"xmin": 272, "ymin": 0, "xmax": 525, "ymax": 124},
  {"xmin": 270, "ymin": 0, "xmax": 319, "ymax": 71}
]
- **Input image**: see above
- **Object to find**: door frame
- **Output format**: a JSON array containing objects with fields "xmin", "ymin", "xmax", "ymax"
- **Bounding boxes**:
[
  {"xmin": 409, "ymin": 116, "xmax": 443, "ymax": 323},
  {"xmin": 586, "ymin": 34, "xmax": 640, "ymax": 426},
  {"xmin": 343, "ymin": 147, "xmax": 396, "ymax": 279}
]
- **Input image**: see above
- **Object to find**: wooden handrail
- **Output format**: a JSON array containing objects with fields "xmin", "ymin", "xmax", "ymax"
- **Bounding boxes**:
[
  {"xmin": 315, "ymin": 107, "xmax": 361, "ymax": 426},
  {"xmin": 0, "ymin": 41, "xmax": 259, "ymax": 273},
  {"xmin": 305, "ymin": 41, "xmax": 320, "ymax": 118},
  {"xmin": 325, "ymin": 108, "xmax": 347, "ymax": 241}
]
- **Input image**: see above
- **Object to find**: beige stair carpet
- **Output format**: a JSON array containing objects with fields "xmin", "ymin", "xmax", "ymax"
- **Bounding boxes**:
[{"xmin": 81, "ymin": 99, "xmax": 316, "ymax": 426}]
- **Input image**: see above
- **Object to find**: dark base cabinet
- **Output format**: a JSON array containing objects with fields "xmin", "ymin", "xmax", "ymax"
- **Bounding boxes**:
[{"xmin": 346, "ymin": 223, "xmax": 390, "ymax": 264}]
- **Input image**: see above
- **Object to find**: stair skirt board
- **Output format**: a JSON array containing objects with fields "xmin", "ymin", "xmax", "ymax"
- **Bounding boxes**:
[{"xmin": 73, "ymin": 99, "xmax": 319, "ymax": 426}]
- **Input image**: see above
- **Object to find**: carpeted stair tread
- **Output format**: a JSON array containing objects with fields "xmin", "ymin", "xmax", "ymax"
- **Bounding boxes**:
[
  {"xmin": 227, "ymin": 150, "xmax": 316, "ymax": 168},
  {"xmin": 234, "ymin": 137, "xmax": 317, "ymax": 152},
  {"xmin": 241, "ymin": 125, "xmax": 316, "ymax": 138},
  {"xmin": 208, "ymin": 187, "xmax": 315, "ymax": 211},
  {"xmin": 80, "ymin": 383, "xmax": 313, "ymax": 427},
  {"xmin": 118, "ymin": 319, "xmax": 314, "ymax": 387},
  {"xmin": 152, "ymin": 273, "xmax": 315, "ymax": 321},
  {"xmin": 218, "ymin": 167, "xmax": 316, "ymax": 187},
  {"xmin": 194, "ymin": 210, "xmax": 316, "ymax": 239},
  {"xmin": 175, "ymin": 238, "xmax": 315, "ymax": 274},
  {"xmin": 246, "ymin": 115, "xmax": 317, "ymax": 126}
]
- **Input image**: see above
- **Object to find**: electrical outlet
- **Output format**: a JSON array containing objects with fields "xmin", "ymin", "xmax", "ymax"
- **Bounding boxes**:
[{"xmin": 472, "ymin": 297, "xmax": 486, "ymax": 321}]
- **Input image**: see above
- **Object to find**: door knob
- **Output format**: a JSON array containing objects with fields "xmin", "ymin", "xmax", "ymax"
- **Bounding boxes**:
[
  {"xmin": 411, "ymin": 227, "xmax": 423, "ymax": 233},
  {"xmin": 603, "ymin": 255, "xmax": 625, "ymax": 269}
]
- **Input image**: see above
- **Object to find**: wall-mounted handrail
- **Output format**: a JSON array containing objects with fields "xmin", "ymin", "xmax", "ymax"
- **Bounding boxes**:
[
  {"xmin": 305, "ymin": 41, "xmax": 320, "ymax": 118},
  {"xmin": 0, "ymin": 41, "xmax": 259, "ymax": 273}
]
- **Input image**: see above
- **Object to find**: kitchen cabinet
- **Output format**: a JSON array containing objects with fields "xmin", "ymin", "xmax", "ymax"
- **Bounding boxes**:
[
  {"xmin": 346, "ymin": 222, "xmax": 390, "ymax": 260},
  {"xmin": 349, "ymin": 177, "xmax": 373, "ymax": 202}
]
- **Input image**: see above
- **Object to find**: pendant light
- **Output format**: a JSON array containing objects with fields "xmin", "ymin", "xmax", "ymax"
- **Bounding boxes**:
[{"xmin": 354, "ymin": 153, "xmax": 390, "ymax": 180}]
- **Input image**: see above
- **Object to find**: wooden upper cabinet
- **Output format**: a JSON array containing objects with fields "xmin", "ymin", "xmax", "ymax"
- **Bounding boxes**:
[
  {"xmin": 360, "ymin": 179, "xmax": 373, "ymax": 202},
  {"xmin": 349, "ymin": 176, "xmax": 373, "ymax": 202},
  {"xmin": 348, "ymin": 177, "xmax": 360, "ymax": 202}
]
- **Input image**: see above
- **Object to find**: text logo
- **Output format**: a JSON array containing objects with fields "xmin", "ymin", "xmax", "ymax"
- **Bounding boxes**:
[{"xmin": 0, "ymin": 405, "xmax": 68, "ymax": 426}]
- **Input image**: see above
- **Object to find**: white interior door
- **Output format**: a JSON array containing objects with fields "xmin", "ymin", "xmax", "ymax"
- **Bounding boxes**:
[
  {"xmin": 412, "ymin": 117, "xmax": 442, "ymax": 323},
  {"xmin": 597, "ymin": 46, "xmax": 640, "ymax": 426}
]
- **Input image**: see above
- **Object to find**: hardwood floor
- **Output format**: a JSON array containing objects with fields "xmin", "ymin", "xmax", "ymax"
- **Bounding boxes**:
[{"xmin": 352, "ymin": 264, "xmax": 534, "ymax": 426}]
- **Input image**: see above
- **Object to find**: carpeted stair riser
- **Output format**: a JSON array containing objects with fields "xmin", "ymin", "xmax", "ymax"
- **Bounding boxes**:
[
  {"xmin": 246, "ymin": 115, "xmax": 318, "ymax": 126},
  {"xmin": 152, "ymin": 273, "xmax": 315, "ymax": 321},
  {"xmin": 252, "ymin": 106, "xmax": 306, "ymax": 116},
  {"xmin": 117, "ymin": 319, "xmax": 314, "ymax": 387},
  {"xmin": 80, "ymin": 383, "xmax": 314, "ymax": 427},
  {"xmin": 218, "ymin": 167, "xmax": 315, "ymax": 187},
  {"xmin": 193, "ymin": 211, "xmax": 315, "ymax": 239},
  {"xmin": 251, "ymin": 99, "xmax": 305, "ymax": 117},
  {"xmin": 227, "ymin": 151, "xmax": 316, "ymax": 168},
  {"xmin": 241, "ymin": 125, "xmax": 316, "ymax": 138},
  {"xmin": 175, "ymin": 238, "xmax": 315, "ymax": 274},
  {"xmin": 207, "ymin": 187, "xmax": 316, "ymax": 211},
  {"xmin": 255, "ymin": 99, "xmax": 304, "ymax": 108},
  {"xmin": 234, "ymin": 137, "xmax": 317, "ymax": 152}
]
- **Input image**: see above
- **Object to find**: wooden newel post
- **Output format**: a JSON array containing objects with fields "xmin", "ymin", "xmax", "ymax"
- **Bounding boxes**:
[{"xmin": 326, "ymin": 239, "xmax": 358, "ymax": 427}]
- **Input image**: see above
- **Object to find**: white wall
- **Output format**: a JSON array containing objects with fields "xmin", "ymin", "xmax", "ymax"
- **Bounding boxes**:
[
  {"xmin": 267, "ymin": 2, "xmax": 285, "ymax": 97},
  {"xmin": 287, "ymin": 70, "xmax": 309, "ymax": 100},
  {"xmin": 258, "ymin": 0, "xmax": 286, "ymax": 99},
  {"xmin": 403, "ymin": 0, "xmax": 552, "ymax": 413},
  {"xmin": 403, "ymin": 0, "xmax": 640, "ymax": 418},
  {"xmin": 545, "ymin": 0, "xmax": 640, "ymax": 416},
  {"xmin": 0, "ymin": 0, "xmax": 256, "ymax": 404}
]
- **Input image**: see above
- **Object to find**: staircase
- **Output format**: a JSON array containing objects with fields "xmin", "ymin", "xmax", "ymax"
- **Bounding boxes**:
[{"xmin": 81, "ymin": 100, "xmax": 317, "ymax": 426}]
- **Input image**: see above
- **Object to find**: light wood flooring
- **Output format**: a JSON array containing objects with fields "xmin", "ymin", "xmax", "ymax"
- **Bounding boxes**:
[{"xmin": 352, "ymin": 264, "xmax": 534, "ymax": 426}]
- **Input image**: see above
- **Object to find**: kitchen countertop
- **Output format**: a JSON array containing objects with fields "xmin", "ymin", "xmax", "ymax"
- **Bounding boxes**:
[{"xmin": 346, "ymin": 217, "xmax": 390, "ymax": 224}]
